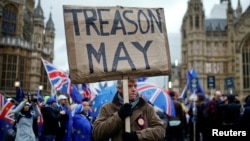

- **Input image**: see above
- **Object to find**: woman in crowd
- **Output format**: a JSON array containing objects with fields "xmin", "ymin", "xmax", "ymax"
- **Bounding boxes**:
[{"xmin": 12, "ymin": 100, "xmax": 41, "ymax": 141}]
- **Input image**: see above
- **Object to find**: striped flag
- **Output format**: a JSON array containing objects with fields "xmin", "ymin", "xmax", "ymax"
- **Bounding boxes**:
[
  {"xmin": 0, "ymin": 92, "xmax": 16, "ymax": 140},
  {"xmin": 41, "ymin": 58, "xmax": 82, "ymax": 103}
]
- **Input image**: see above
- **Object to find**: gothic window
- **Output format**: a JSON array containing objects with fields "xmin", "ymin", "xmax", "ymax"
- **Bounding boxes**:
[
  {"xmin": 195, "ymin": 15, "xmax": 199, "ymax": 29},
  {"xmin": 223, "ymin": 62, "xmax": 228, "ymax": 74},
  {"xmin": 214, "ymin": 42, "xmax": 219, "ymax": 56},
  {"xmin": 18, "ymin": 56, "xmax": 25, "ymax": 83},
  {"xmin": 0, "ymin": 55, "xmax": 26, "ymax": 88},
  {"xmin": 223, "ymin": 42, "xmax": 227, "ymax": 56},
  {"xmin": 206, "ymin": 63, "xmax": 211, "ymax": 73},
  {"xmin": 2, "ymin": 4, "xmax": 18, "ymax": 37},
  {"xmin": 183, "ymin": 29, "xmax": 186, "ymax": 39},
  {"xmin": 189, "ymin": 42, "xmax": 193, "ymax": 55},
  {"xmin": 206, "ymin": 42, "xmax": 211, "ymax": 56},
  {"xmin": 195, "ymin": 61, "xmax": 201, "ymax": 73},
  {"xmin": 214, "ymin": 62, "xmax": 220, "ymax": 74},
  {"xmin": 41, "ymin": 62, "xmax": 49, "ymax": 90},
  {"xmin": 189, "ymin": 16, "xmax": 193, "ymax": 30},
  {"xmin": 0, "ymin": 55, "xmax": 17, "ymax": 88},
  {"xmin": 194, "ymin": 41, "xmax": 199, "ymax": 55},
  {"xmin": 242, "ymin": 37, "xmax": 250, "ymax": 89}
]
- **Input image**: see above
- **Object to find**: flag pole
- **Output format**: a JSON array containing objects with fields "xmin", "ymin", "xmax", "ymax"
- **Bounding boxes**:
[
  {"xmin": 123, "ymin": 78, "xmax": 131, "ymax": 132},
  {"xmin": 192, "ymin": 90, "xmax": 197, "ymax": 141},
  {"xmin": 192, "ymin": 98, "xmax": 196, "ymax": 141}
]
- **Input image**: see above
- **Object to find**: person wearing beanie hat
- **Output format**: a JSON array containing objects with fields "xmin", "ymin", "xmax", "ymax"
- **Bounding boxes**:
[
  {"xmin": 56, "ymin": 94, "xmax": 71, "ymax": 141},
  {"xmin": 44, "ymin": 96, "xmax": 50, "ymax": 104},
  {"xmin": 57, "ymin": 94, "xmax": 68, "ymax": 101},
  {"xmin": 46, "ymin": 97, "xmax": 56, "ymax": 105},
  {"xmin": 41, "ymin": 96, "xmax": 67, "ymax": 141}
]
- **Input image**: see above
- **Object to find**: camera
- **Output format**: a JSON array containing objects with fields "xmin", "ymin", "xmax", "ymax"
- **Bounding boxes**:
[{"xmin": 31, "ymin": 98, "xmax": 38, "ymax": 103}]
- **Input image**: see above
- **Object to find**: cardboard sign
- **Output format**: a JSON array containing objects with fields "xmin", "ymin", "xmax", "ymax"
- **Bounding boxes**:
[{"xmin": 63, "ymin": 5, "xmax": 171, "ymax": 83}]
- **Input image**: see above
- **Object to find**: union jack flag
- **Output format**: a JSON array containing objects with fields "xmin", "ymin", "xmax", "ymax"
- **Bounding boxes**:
[
  {"xmin": 137, "ymin": 82, "xmax": 176, "ymax": 117},
  {"xmin": 0, "ymin": 92, "xmax": 16, "ymax": 140},
  {"xmin": 82, "ymin": 83, "xmax": 92, "ymax": 100},
  {"xmin": 41, "ymin": 58, "xmax": 70, "ymax": 93},
  {"xmin": 41, "ymin": 58, "xmax": 82, "ymax": 103}
]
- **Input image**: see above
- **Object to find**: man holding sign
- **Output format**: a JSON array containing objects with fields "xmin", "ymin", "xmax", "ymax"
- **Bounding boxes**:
[{"xmin": 92, "ymin": 79, "xmax": 165, "ymax": 141}]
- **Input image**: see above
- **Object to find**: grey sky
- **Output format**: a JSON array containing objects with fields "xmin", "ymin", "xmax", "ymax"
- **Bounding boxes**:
[{"xmin": 39, "ymin": 0, "xmax": 250, "ymax": 71}]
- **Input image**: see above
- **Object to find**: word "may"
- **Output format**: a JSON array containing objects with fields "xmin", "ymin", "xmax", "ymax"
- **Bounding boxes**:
[{"xmin": 87, "ymin": 40, "xmax": 152, "ymax": 73}]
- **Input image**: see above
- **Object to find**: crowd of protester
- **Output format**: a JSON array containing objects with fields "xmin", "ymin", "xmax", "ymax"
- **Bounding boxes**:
[
  {"xmin": 3, "ymin": 83, "xmax": 250, "ymax": 141},
  {"xmin": 164, "ymin": 90, "xmax": 250, "ymax": 141}
]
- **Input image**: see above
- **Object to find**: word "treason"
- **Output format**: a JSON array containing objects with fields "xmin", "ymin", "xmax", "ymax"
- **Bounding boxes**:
[{"xmin": 64, "ymin": 8, "xmax": 163, "ymax": 36}]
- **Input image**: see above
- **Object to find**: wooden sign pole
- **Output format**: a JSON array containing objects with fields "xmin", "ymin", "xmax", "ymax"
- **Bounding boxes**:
[{"xmin": 122, "ymin": 79, "xmax": 131, "ymax": 132}]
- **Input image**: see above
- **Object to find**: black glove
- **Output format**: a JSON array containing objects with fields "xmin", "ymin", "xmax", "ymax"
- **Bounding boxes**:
[
  {"xmin": 118, "ymin": 103, "xmax": 133, "ymax": 119},
  {"xmin": 122, "ymin": 132, "xmax": 138, "ymax": 141}
]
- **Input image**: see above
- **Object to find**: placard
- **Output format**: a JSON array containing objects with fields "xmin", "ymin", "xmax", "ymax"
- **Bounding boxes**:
[{"xmin": 63, "ymin": 6, "xmax": 171, "ymax": 83}]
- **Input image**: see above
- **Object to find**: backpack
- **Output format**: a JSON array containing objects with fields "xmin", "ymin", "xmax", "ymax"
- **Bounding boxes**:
[{"xmin": 203, "ymin": 101, "xmax": 218, "ymax": 120}]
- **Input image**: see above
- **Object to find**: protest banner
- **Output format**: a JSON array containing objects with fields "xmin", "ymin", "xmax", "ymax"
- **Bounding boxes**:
[{"xmin": 63, "ymin": 5, "xmax": 171, "ymax": 83}]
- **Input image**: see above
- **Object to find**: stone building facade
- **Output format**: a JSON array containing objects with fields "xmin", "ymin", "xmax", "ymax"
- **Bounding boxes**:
[
  {"xmin": 180, "ymin": 0, "xmax": 250, "ymax": 100},
  {"xmin": 0, "ymin": 0, "xmax": 55, "ymax": 96}
]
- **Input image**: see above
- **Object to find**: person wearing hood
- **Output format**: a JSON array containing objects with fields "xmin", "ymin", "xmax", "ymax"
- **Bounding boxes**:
[
  {"xmin": 92, "ymin": 79, "xmax": 165, "ymax": 141},
  {"xmin": 72, "ymin": 104, "xmax": 92, "ymax": 141},
  {"xmin": 12, "ymin": 100, "xmax": 41, "ymax": 141},
  {"xmin": 241, "ymin": 95, "xmax": 250, "ymax": 135}
]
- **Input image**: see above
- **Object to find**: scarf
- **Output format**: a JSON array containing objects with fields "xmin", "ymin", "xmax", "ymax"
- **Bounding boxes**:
[
  {"xmin": 20, "ymin": 110, "xmax": 32, "ymax": 118},
  {"xmin": 118, "ymin": 92, "xmax": 140, "ymax": 109}
]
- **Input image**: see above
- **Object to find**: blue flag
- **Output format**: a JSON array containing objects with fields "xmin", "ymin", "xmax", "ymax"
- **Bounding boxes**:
[
  {"xmin": 37, "ymin": 89, "xmax": 44, "ymax": 102},
  {"xmin": 70, "ymin": 84, "xmax": 83, "ymax": 104},
  {"xmin": 15, "ymin": 87, "xmax": 25, "ymax": 103},
  {"xmin": 187, "ymin": 68, "xmax": 205, "ymax": 95},
  {"xmin": 61, "ymin": 105, "xmax": 73, "ymax": 141}
]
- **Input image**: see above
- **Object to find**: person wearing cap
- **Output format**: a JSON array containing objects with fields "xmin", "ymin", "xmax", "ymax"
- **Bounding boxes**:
[
  {"xmin": 72, "ymin": 104, "xmax": 93, "ymax": 141},
  {"xmin": 93, "ymin": 79, "xmax": 165, "ymax": 141},
  {"xmin": 41, "ymin": 97, "xmax": 67, "ymax": 141},
  {"xmin": 56, "ymin": 95, "xmax": 71, "ymax": 141},
  {"xmin": 12, "ymin": 100, "xmax": 40, "ymax": 141}
]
